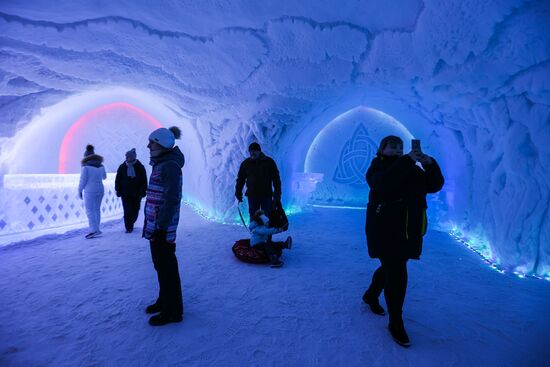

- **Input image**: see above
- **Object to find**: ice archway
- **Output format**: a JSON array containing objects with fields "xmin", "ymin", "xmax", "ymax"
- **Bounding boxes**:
[
  {"xmin": 302, "ymin": 106, "xmax": 414, "ymax": 207},
  {"xmin": 58, "ymin": 102, "xmax": 163, "ymax": 174},
  {"xmin": 2, "ymin": 88, "xmax": 208, "ymax": 203},
  {"xmin": 0, "ymin": 88, "xmax": 211, "ymax": 240}
]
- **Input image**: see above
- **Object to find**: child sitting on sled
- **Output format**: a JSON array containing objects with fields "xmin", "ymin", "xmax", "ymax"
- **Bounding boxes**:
[{"xmin": 249, "ymin": 209, "xmax": 292, "ymax": 268}]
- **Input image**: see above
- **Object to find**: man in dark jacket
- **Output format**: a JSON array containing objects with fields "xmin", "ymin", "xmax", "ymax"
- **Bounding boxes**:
[
  {"xmin": 235, "ymin": 142, "xmax": 282, "ymax": 219},
  {"xmin": 115, "ymin": 148, "xmax": 147, "ymax": 233},
  {"xmin": 142, "ymin": 126, "xmax": 184, "ymax": 326},
  {"xmin": 363, "ymin": 135, "xmax": 444, "ymax": 347}
]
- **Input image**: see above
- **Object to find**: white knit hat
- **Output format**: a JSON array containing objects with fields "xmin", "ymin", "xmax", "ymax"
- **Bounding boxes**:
[{"xmin": 148, "ymin": 128, "xmax": 175, "ymax": 149}]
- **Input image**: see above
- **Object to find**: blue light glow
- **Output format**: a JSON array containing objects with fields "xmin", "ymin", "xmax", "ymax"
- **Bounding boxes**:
[
  {"xmin": 303, "ymin": 106, "xmax": 414, "ymax": 207},
  {"xmin": 448, "ymin": 223, "xmax": 549, "ymax": 282},
  {"xmin": 311, "ymin": 204, "xmax": 366, "ymax": 210}
]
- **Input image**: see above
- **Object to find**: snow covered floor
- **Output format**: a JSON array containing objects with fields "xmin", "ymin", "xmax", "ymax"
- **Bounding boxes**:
[{"xmin": 1, "ymin": 206, "xmax": 549, "ymax": 367}]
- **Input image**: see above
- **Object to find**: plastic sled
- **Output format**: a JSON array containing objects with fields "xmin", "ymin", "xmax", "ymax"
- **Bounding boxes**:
[{"xmin": 232, "ymin": 239, "xmax": 283, "ymax": 264}]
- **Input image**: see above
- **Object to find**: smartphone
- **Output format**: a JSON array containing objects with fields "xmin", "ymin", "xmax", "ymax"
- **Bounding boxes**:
[{"xmin": 411, "ymin": 139, "xmax": 422, "ymax": 152}]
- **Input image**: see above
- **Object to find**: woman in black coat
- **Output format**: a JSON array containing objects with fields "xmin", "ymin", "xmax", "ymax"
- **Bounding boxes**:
[
  {"xmin": 115, "ymin": 148, "xmax": 148, "ymax": 233},
  {"xmin": 363, "ymin": 135, "xmax": 444, "ymax": 347}
]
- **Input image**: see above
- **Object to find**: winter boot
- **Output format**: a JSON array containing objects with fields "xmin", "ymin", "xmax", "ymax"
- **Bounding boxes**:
[
  {"xmin": 362, "ymin": 291, "xmax": 386, "ymax": 316},
  {"xmin": 148, "ymin": 313, "xmax": 183, "ymax": 326},
  {"xmin": 285, "ymin": 236, "xmax": 293, "ymax": 249},
  {"xmin": 388, "ymin": 320, "xmax": 410, "ymax": 347},
  {"xmin": 145, "ymin": 302, "xmax": 161, "ymax": 314},
  {"xmin": 269, "ymin": 254, "xmax": 284, "ymax": 268}
]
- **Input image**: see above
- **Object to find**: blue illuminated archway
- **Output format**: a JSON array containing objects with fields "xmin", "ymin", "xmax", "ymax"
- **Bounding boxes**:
[{"xmin": 303, "ymin": 106, "xmax": 414, "ymax": 206}]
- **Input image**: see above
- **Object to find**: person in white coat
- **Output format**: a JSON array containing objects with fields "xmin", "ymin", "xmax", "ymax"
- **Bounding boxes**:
[{"xmin": 78, "ymin": 144, "xmax": 107, "ymax": 239}]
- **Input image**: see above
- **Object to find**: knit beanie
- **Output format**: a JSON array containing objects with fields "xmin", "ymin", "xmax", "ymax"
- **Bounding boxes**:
[
  {"xmin": 84, "ymin": 144, "xmax": 95, "ymax": 157},
  {"xmin": 125, "ymin": 148, "xmax": 137, "ymax": 160},
  {"xmin": 149, "ymin": 126, "xmax": 181, "ymax": 149}
]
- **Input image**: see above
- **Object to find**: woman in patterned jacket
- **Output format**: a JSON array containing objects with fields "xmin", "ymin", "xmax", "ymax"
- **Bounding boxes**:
[{"xmin": 142, "ymin": 126, "xmax": 185, "ymax": 326}]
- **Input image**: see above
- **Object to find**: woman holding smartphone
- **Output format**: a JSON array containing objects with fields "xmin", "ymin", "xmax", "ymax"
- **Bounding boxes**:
[{"xmin": 362, "ymin": 135, "xmax": 444, "ymax": 347}]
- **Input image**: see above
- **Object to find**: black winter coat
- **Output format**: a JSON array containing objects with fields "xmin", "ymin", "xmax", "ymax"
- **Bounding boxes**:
[
  {"xmin": 235, "ymin": 153, "xmax": 282, "ymax": 200},
  {"xmin": 115, "ymin": 160, "xmax": 148, "ymax": 198},
  {"xmin": 365, "ymin": 155, "xmax": 444, "ymax": 260}
]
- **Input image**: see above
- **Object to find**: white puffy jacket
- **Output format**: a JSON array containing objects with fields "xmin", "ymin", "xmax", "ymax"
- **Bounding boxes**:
[
  {"xmin": 249, "ymin": 214, "xmax": 282, "ymax": 246},
  {"xmin": 78, "ymin": 165, "xmax": 107, "ymax": 196}
]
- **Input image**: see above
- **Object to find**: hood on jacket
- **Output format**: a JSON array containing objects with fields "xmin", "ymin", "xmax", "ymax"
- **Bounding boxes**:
[
  {"xmin": 150, "ymin": 146, "xmax": 185, "ymax": 168},
  {"xmin": 81, "ymin": 154, "xmax": 104, "ymax": 167}
]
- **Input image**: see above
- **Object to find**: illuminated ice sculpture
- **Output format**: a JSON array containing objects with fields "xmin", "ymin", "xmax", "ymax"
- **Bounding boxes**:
[{"xmin": 304, "ymin": 106, "xmax": 414, "ymax": 207}]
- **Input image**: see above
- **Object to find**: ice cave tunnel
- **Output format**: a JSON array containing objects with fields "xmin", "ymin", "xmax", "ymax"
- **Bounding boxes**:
[{"xmin": 0, "ymin": 1, "xmax": 549, "ymax": 366}]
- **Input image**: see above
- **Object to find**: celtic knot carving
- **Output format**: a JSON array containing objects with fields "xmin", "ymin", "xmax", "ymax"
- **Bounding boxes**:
[{"xmin": 333, "ymin": 123, "xmax": 377, "ymax": 186}]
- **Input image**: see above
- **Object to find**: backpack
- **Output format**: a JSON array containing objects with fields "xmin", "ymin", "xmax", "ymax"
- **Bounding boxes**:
[{"xmin": 269, "ymin": 201, "xmax": 288, "ymax": 231}]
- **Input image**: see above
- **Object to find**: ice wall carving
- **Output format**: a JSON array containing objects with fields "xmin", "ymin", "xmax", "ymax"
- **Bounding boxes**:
[
  {"xmin": 333, "ymin": 124, "xmax": 376, "ymax": 187},
  {"xmin": 0, "ymin": 0, "xmax": 548, "ymax": 276},
  {"xmin": 305, "ymin": 107, "xmax": 413, "ymax": 206}
]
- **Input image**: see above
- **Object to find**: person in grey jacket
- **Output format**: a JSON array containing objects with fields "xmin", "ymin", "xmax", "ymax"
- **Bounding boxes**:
[
  {"xmin": 249, "ymin": 209, "xmax": 292, "ymax": 268},
  {"xmin": 78, "ymin": 145, "xmax": 106, "ymax": 239},
  {"xmin": 142, "ymin": 126, "xmax": 185, "ymax": 326}
]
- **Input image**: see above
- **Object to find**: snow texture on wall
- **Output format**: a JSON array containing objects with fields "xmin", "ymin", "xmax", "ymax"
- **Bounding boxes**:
[{"xmin": 0, "ymin": 0, "xmax": 548, "ymax": 276}]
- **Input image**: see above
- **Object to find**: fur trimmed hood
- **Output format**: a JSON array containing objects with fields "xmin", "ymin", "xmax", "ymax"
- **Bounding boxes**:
[{"xmin": 81, "ymin": 154, "xmax": 104, "ymax": 167}]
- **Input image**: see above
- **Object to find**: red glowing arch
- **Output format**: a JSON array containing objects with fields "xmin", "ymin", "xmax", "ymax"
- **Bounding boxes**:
[{"xmin": 58, "ymin": 102, "xmax": 163, "ymax": 173}]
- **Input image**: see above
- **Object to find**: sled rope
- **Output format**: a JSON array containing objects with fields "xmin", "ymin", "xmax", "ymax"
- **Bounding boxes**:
[{"xmin": 237, "ymin": 203, "xmax": 251, "ymax": 233}]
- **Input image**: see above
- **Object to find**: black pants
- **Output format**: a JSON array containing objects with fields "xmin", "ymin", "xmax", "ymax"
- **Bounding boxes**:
[
  {"xmin": 247, "ymin": 196, "xmax": 273, "ymax": 220},
  {"xmin": 253, "ymin": 240, "xmax": 285, "ymax": 264},
  {"xmin": 365, "ymin": 257, "xmax": 408, "ymax": 323},
  {"xmin": 149, "ymin": 240, "xmax": 183, "ymax": 317},
  {"xmin": 121, "ymin": 196, "xmax": 141, "ymax": 231}
]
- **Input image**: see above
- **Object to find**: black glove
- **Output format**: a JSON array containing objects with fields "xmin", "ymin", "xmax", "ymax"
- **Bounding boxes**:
[
  {"xmin": 151, "ymin": 229, "xmax": 167, "ymax": 243},
  {"xmin": 235, "ymin": 193, "xmax": 243, "ymax": 203}
]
